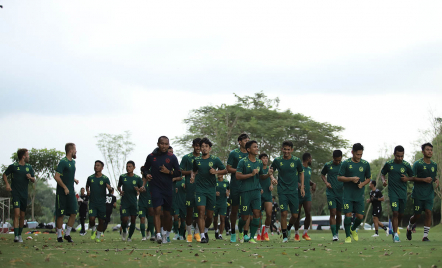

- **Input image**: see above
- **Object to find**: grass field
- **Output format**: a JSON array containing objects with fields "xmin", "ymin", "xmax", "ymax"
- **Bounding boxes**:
[{"xmin": 1, "ymin": 225, "xmax": 442, "ymax": 268}]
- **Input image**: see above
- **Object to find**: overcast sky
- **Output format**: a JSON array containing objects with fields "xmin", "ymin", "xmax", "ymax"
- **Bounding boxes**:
[{"xmin": 1, "ymin": 1, "xmax": 441, "ymax": 190}]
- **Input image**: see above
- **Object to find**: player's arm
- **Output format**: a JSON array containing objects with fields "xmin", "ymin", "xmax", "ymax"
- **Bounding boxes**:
[
  {"xmin": 117, "ymin": 176, "xmax": 124, "ymax": 196},
  {"xmin": 226, "ymin": 151, "xmax": 236, "ymax": 174},
  {"xmin": 86, "ymin": 178, "xmax": 91, "ymax": 195},
  {"xmin": 210, "ymin": 160, "xmax": 228, "ymax": 175},
  {"xmin": 26, "ymin": 168, "xmax": 36, "ymax": 183},
  {"xmin": 377, "ymin": 193, "xmax": 385, "ymax": 202},
  {"xmin": 260, "ymin": 167, "xmax": 273, "ymax": 180},
  {"xmin": 359, "ymin": 178, "xmax": 371, "ymax": 189},
  {"xmin": 54, "ymin": 172, "xmax": 69, "ymax": 195},
  {"xmin": 112, "ymin": 196, "xmax": 117, "ymax": 208},
  {"xmin": 180, "ymin": 156, "xmax": 192, "ymax": 176},
  {"xmin": 2, "ymin": 172, "xmax": 11, "ymax": 191},
  {"xmin": 299, "ymin": 171, "xmax": 305, "ymax": 197},
  {"xmin": 142, "ymin": 155, "xmax": 153, "ymax": 180}
]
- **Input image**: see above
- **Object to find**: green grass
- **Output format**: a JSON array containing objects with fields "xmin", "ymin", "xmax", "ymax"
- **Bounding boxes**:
[{"xmin": 1, "ymin": 227, "xmax": 442, "ymax": 267}]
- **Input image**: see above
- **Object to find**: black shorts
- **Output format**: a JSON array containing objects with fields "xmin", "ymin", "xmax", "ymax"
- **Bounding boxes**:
[
  {"xmin": 372, "ymin": 206, "xmax": 382, "ymax": 217},
  {"xmin": 105, "ymin": 210, "xmax": 113, "ymax": 223}
]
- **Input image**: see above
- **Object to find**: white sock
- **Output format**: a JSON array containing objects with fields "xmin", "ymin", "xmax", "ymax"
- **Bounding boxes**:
[
  {"xmin": 424, "ymin": 226, "xmax": 430, "ymax": 238},
  {"xmin": 408, "ymin": 221, "xmax": 413, "ymax": 230},
  {"xmin": 187, "ymin": 225, "xmax": 192, "ymax": 235},
  {"xmin": 161, "ymin": 227, "xmax": 164, "ymax": 233},
  {"xmin": 195, "ymin": 223, "xmax": 200, "ymax": 234},
  {"xmin": 156, "ymin": 232, "xmax": 162, "ymax": 238},
  {"xmin": 303, "ymin": 229, "xmax": 308, "ymax": 235},
  {"xmin": 57, "ymin": 228, "xmax": 62, "ymax": 238},
  {"xmin": 166, "ymin": 231, "xmax": 170, "ymax": 238},
  {"xmin": 96, "ymin": 231, "xmax": 102, "ymax": 238},
  {"xmin": 215, "ymin": 229, "xmax": 219, "ymax": 233},
  {"xmin": 92, "ymin": 226, "xmax": 96, "ymax": 232},
  {"xmin": 201, "ymin": 232, "xmax": 206, "ymax": 239},
  {"xmin": 66, "ymin": 226, "xmax": 72, "ymax": 236},
  {"xmin": 295, "ymin": 230, "xmax": 299, "ymax": 235},
  {"xmin": 265, "ymin": 226, "xmax": 270, "ymax": 234},
  {"xmin": 258, "ymin": 227, "xmax": 261, "ymax": 235},
  {"xmin": 204, "ymin": 227, "xmax": 208, "ymax": 234},
  {"xmin": 394, "ymin": 232, "xmax": 398, "ymax": 236}
]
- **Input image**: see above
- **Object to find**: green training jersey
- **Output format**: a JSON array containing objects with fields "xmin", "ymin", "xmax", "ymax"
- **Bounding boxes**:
[
  {"xmin": 193, "ymin": 155, "xmax": 226, "ymax": 193},
  {"xmin": 270, "ymin": 156, "xmax": 304, "ymax": 195},
  {"xmin": 55, "ymin": 157, "xmax": 76, "ymax": 192},
  {"xmin": 138, "ymin": 179, "xmax": 151, "ymax": 208},
  {"xmin": 86, "ymin": 174, "xmax": 110, "ymax": 206},
  {"xmin": 412, "ymin": 158, "xmax": 438, "ymax": 200},
  {"xmin": 216, "ymin": 179, "xmax": 230, "ymax": 207},
  {"xmin": 175, "ymin": 178, "xmax": 186, "ymax": 206},
  {"xmin": 321, "ymin": 161, "xmax": 343, "ymax": 198},
  {"xmin": 227, "ymin": 148, "xmax": 249, "ymax": 192},
  {"xmin": 381, "ymin": 159, "xmax": 413, "ymax": 200},
  {"xmin": 259, "ymin": 167, "xmax": 272, "ymax": 197},
  {"xmin": 180, "ymin": 152, "xmax": 200, "ymax": 194},
  {"xmin": 118, "ymin": 173, "xmax": 142, "ymax": 207},
  {"xmin": 300, "ymin": 166, "xmax": 312, "ymax": 197},
  {"xmin": 236, "ymin": 156, "xmax": 264, "ymax": 192},
  {"xmin": 4, "ymin": 163, "xmax": 35, "ymax": 199},
  {"xmin": 338, "ymin": 158, "xmax": 371, "ymax": 201}
]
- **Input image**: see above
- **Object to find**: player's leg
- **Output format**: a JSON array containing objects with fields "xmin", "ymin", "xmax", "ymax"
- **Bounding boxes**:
[
  {"xmin": 197, "ymin": 205, "xmax": 206, "ymax": 240},
  {"xmin": 286, "ymin": 194, "xmax": 299, "ymax": 241},
  {"xmin": 13, "ymin": 206, "xmax": 20, "ymax": 241},
  {"xmin": 128, "ymin": 214, "xmax": 137, "ymax": 239},
  {"xmin": 140, "ymin": 216, "xmax": 146, "ymax": 239},
  {"xmin": 293, "ymin": 203, "xmax": 302, "ymax": 240},
  {"xmin": 263, "ymin": 202, "xmax": 272, "ymax": 240},
  {"xmin": 243, "ymin": 217, "xmax": 251, "ymax": 240},
  {"xmin": 219, "ymin": 215, "xmax": 226, "ymax": 237},
  {"xmin": 153, "ymin": 206, "xmax": 163, "ymax": 242},
  {"xmin": 343, "ymin": 200, "xmax": 353, "ymax": 243},
  {"xmin": 248, "ymin": 193, "xmax": 261, "ymax": 243},
  {"xmin": 185, "ymin": 199, "xmax": 195, "ymax": 242},
  {"xmin": 407, "ymin": 199, "xmax": 423, "ymax": 241},
  {"xmin": 213, "ymin": 211, "xmax": 219, "ymax": 238},
  {"xmin": 279, "ymin": 194, "xmax": 289, "ymax": 241},
  {"xmin": 96, "ymin": 217, "xmax": 105, "ymax": 241},
  {"xmin": 147, "ymin": 207, "xmax": 155, "ymax": 240},
  {"xmin": 204, "ymin": 209, "xmax": 214, "ymax": 242},
  {"xmin": 329, "ymin": 207, "xmax": 337, "ymax": 237},
  {"xmin": 89, "ymin": 214, "xmax": 97, "ymax": 239},
  {"xmin": 18, "ymin": 210, "xmax": 25, "ymax": 241},
  {"xmin": 229, "ymin": 192, "xmax": 240, "ymax": 242},
  {"xmin": 302, "ymin": 201, "xmax": 312, "ymax": 240},
  {"xmin": 372, "ymin": 216, "xmax": 380, "ymax": 235},
  {"xmin": 423, "ymin": 208, "xmax": 432, "ymax": 241}
]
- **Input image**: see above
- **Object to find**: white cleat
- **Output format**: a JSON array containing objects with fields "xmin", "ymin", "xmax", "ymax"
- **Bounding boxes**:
[
  {"xmin": 332, "ymin": 235, "xmax": 339, "ymax": 241},
  {"xmin": 173, "ymin": 233, "xmax": 179, "ymax": 240},
  {"xmin": 141, "ymin": 237, "xmax": 147, "ymax": 241},
  {"xmin": 372, "ymin": 234, "xmax": 379, "ymax": 237},
  {"xmin": 122, "ymin": 232, "xmax": 127, "ymax": 241},
  {"xmin": 162, "ymin": 236, "xmax": 169, "ymax": 244},
  {"xmin": 18, "ymin": 235, "xmax": 23, "ymax": 243},
  {"xmin": 127, "ymin": 238, "xmax": 132, "ymax": 242}
]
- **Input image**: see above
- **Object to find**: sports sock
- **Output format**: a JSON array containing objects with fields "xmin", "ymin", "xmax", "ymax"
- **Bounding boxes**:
[
  {"xmin": 166, "ymin": 231, "xmax": 170, "ymax": 238},
  {"xmin": 282, "ymin": 229, "xmax": 287, "ymax": 239},
  {"xmin": 128, "ymin": 223, "xmax": 135, "ymax": 238},
  {"xmin": 195, "ymin": 223, "xmax": 199, "ymax": 234},
  {"xmin": 14, "ymin": 228, "xmax": 19, "ymax": 237},
  {"xmin": 344, "ymin": 217, "xmax": 352, "ymax": 237},
  {"xmin": 205, "ymin": 227, "xmax": 208, "ymax": 234},
  {"xmin": 375, "ymin": 230, "xmax": 378, "ymax": 235},
  {"xmin": 66, "ymin": 226, "xmax": 72, "ymax": 236},
  {"xmin": 238, "ymin": 218, "xmax": 246, "ymax": 233},
  {"xmin": 57, "ymin": 228, "xmax": 62, "ymax": 238},
  {"xmin": 265, "ymin": 226, "xmax": 270, "ymax": 234},
  {"xmin": 287, "ymin": 223, "xmax": 293, "ymax": 231},
  {"xmin": 244, "ymin": 230, "xmax": 248, "ymax": 236},
  {"xmin": 382, "ymin": 226, "xmax": 387, "ymax": 231},
  {"xmin": 156, "ymin": 232, "xmax": 161, "ymax": 239},
  {"xmin": 148, "ymin": 216, "xmax": 154, "ymax": 235},
  {"xmin": 215, "ymin": 229, "xmax": 219, "ymax": 233},
  {"xmin": 96, "ymin": 231, "xmax": 101, "ymax": 238},
  {"xmin": 351, "ymin": 217, "xmax": 362, "ymax": 231},
  {"xmin": 408, "ymin": 221, "xmax": 413, "ymax": 230},
  {"xmin": 303, "ymin": 229, "xmax": 308, "ymax": 235},
  {"xmin": 250, "ymin": 218, "xmax": 259, "ymax": 238},
  {"xmin": 140, "ymin": 223, "xmax": 146, "ymax": 237},
  {"xmin": 179, "ymin": 221, "xmax": 186, "ymax": 236},
  {"xmin": 122, "ymin": 221, "xmax": 127, "ymax": 233},
  {"xmin": 19, "ymin": 227, "xmax": 23, "ymax": 236},
  {"xmin": 336, "ymin": 222, "xmax": 340, "ymax": 234},
  {"xmin": 295, "ymin": 230, "xmax": 299, "ymax": 235},
  {"xmin": 186, "ymin": 225, "xmax": 192, "ymax": 235},
  {"xmin": 173, "ymin": 220, "xmax": 179, "ymax": 233},
  {"xmin": 201, "ymin": 232, "xmax": 206, "ymax": 239},
  {"xmin": 331, "ymin": 225, "xmax": 336, "ymax": 236},
  {"xmin": 423, "ymin": 226, "xmax": 430, "ymax": 238},
  {"xmin": 92, "ymin": 226, "xmax": 97, "ymax": 232}
]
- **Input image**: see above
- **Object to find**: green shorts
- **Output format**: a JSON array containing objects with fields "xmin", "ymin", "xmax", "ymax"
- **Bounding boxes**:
[
  {"xmin": 121, "ymin": 205, "xmax": 138, "ymax": 217},
  {"xmin": 278, "ymin": 193, "xmax": 299, "ymax": 214},
  {"xmin": 240, "ymin": 190, "xmax": 261, "ymax": 216},
  {"xmin": 327, "ymin": 196, "xmax": 344, "ymax": 212},
  {"xmin": 12, "ymin": 195, "xmax": 27, "ymax": 212},
  {"xmin": 261, "ymin": 194, "xmax": 272, "ymax": 211},
  {"xmin": 298, "ymin": 194, "xmax": 312, "ymax": 205},
  {"xmin": 196, "ymin": 192, "xmax": 216, "ymax": 211},
  {"xmin": 230, "ymin": 190, "xmax": 241, "ymax": 207},
  {"xmin": 343, "ymin": 200, "xmax": 365, "ymax": 215},
  {"xmin": 55, "ymin": 192, "xmax": 78, "ymax": 216},
  {"xmin": 138, "ymin": 206, "xmax": 151, "ymax": 218},
  {"xmin": 186, "ymin": 191, "xmax": 196, "ymax": 208},
  {"xmin": 413, "ymin": 198, "xmax": 433, "ymax": 213},
  {"xmin": 389, "ymin": 197, "xmax": 406, "ymax": 214},
  {"xmin": 89, "ymin": 204, "xmax": 106, "ymax": 219},
  {"xmin": 215, "ymin": 205, "xmax": 227, "ymax": 216}
]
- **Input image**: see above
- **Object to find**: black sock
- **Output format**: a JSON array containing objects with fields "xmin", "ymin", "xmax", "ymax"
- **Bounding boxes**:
[
  {"xmin": 287, "ymin": 224, "xmax": 293, "ymax": 230},
  {"xmin": 231, "ymin": 229, "xmax": 235, "ymax": 234},
  {"xmin": 282, "ymin": 229, "xmax": 287, "ymax": 238},
  {"xmin": 383, "ymin": 226, "xmax": 387, "ymax": 231},
  {"xmin": 375, "ymin": 230, "xmax": 378, "ymax": 235},
  {"xmin": 244, "ymin": 230, "xmax": 248, "ymax": 236}
]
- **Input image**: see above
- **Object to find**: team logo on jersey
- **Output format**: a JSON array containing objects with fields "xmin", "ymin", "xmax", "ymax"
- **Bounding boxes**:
[
  {"xmin": 216, "ymin": 183, "xmax": 218, "ymax": 186},
  {"xmin": 92, "ymin": 179, "xmax": 94, "ymax": 183},
  {"xmin": 280, "ymin": 162, "xmax": 283, "ymax": 166},
  {"xmin": 209, "ymin": 162, "xmax": 213, "ymax": 167},
  {"xmin": 391, "ymin": 166, "xmax": 394, "ymax": 170},
  {"xmin": 432, "ymin": 167, "xmax": 435, "ymax": 172},
  {"xmin": 132, "ymin": 180, "xmax": 136, "ymax": 185},
  {"xmin": 424, "ymin": 166, "xmax": 426, "ymax": 170},
  {"xmin": 100, "ymin": 181, "xmax": 103, "ymax": 185},
  {"xmin": 224, "ymin": 184, "xmax": 226, "ymax": 187},
  {"xmin": 166, "ymin": 158, "xmax": 170, "ymax": 164},
  {"xmin": 69, "ymin": 164, "xmax": 71, "ymax": 167},
  {"xmin": 330, "ymin": 167, "xmax": 333, "ymax": 170},
  {"xmin": 401, "ymin": 168, "xmax": 405, "ymax": 173},
  {"xmin": 153, "ymin": 157, "xmax": 157, "ymax": 162},
  {"xmin": 17, "ymin": 167, "xmax": 20, "ymax": 170},
  {"xmin": 349, "ymin": 165, "xmax": 353, "ymax": 169},
  {"xmin": 26, "ymin": 168, "xmax": 29, "ymax": 172},
  {"xmin": 359, "ymin": 167, "xmax": 364, "ymax": 172},
  {"xmin": 309, "ymin": 171, "xmax": 311, "ymax": 175},
  {"xmin": 290, "ymin": 163, "xmax": 295, "ymax": 168},
  {"xmin": 247, "ymin": 164, "xmax": 251, "ymax": 168}
]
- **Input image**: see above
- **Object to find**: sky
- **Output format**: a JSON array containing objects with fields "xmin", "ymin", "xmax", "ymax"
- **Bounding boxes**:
[{"xmin": 1, "ymin": 1, "xmax": 441, "ymax": 190}]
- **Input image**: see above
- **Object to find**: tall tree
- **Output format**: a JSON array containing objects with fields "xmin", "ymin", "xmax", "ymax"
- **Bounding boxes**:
[
  {"xmin": 95, "ymin": 131, "xmax": 134, "ymax": 188},
  {"xmin": 1, "ymin": 148, "xmax": 64, "ymax": 221}
]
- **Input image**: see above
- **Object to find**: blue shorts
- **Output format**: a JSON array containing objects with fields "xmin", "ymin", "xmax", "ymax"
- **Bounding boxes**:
[{"xmin": 151, "ymin": 188, "xmax": 173, "ymax": 212}]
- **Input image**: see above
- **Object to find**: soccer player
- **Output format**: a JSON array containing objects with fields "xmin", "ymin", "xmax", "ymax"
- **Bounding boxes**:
[
  {"xmin": 179, "ymin": 138, "xmax": 202, "ymax": 243},
  {"xmin": 258, "ymin": 153, "xmax": 275, "ymax": 241},
  {"xmin": 271, "ymin": 141, "xmax": 304, "ymax": 243},
  {"xmin": 117, "ymin": 161, "xmax": 143, "ymax": 242},
  {"xmin": 381, "ymin": 145, "xmax": 414, "ymax": 242},
  {"xmin": 270, "ymin": 196, "xmax": 279, "ymax": 235},
  {"xmin": 294, "ymin": 153, "xmax": 316, "ymax": 241},
  {"xmin": 338, "ymin": 143, "xmax": 371, "ymax": 244},
  {"xmin": 2, "ymin": 148, "xmax": 35, "ymax": 243},
  {"xmin": 168, "ymin": 146, "xmax": 182, "ymax": 240},
  {"xmin": 174, "ymin": 177, "xmax": 187, "ymax": 240},
  {"xmin": 86, "ymin": 160, "xmax": 112, "ymax": 242},
  {"xmin": 143, "ymin": 136, "xmax": 181, "ymax": 244},
  {"xmin": 236, "ymin": 140, "xmax": 274, "ymax": 244},
  {"xmin": 54, "ymin": 143, "xmax": 79, "ymax": 243},
  {"xmin": 103, "ymin": 187, "xmax": 117, "ymax": 233},
  {"xmin": 77, "ymin": 188, "xmax": 89, "ymax": 236},
  {"xmin": 227, "ymin": 133, "xmax": 250, "ymax": 243},
  {"xmin": 190, "ymin": 138, "xmax": 227, "ymax": 243},
  {"xmin": 406, "ymin": 143, "xmax": 439, "ymax": 241},
  {"xmin": 321, "ymin": 150, "xmax": 343, "ymax": 241},
  {"xmin": 138, "ymin": 174, "xmax": 154, "ymax": 241},
  {"xmin": 366, "ymin": 180, "xmax": 388, "ymax": 238},
  {"xmin": 214, "ymin": 174, "xmax": 230, "ymax": 240}
]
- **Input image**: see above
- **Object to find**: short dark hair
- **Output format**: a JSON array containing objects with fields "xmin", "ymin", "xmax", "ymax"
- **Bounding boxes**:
[
  {"xmin": 282, "ymin": 140, "xmax": 293, "ymax": 148},
  {"xmin": 17, "ymin": 148, "xmax": 28, "ymax": 161},
  {"xmin": 168, "ymin": 146, "xmax": 173, "ymax": 149},
  {"xmin": 394, "ymin": 145, "xmax": 404, "ymax": 154},
  {"xmin": 158, "ymin": 136, "xmax": 169, "ymax": 143},
  {"xmin": 110, "ymin": 187, "xmax": 114, "ymax": 193},
  {"xmin": 65, "ymin": 143, "xmax": 75, "ymax": 153},
  {"xmin": 245, "ymin": 140, "xmax": 257, "ymax": 150},
  {"xmin": 199, "ymin": 138, "xmax": 213, "ymax": 147},
  {"xmin": 421, "ymin": 143, "xmax": 433, "ymax": 151},
  {"xmin": 371, "ymin": 180, "xmax": 376, "ymax": 187},
  {"xmin": 192, "ymin": 138, "xmax": 201, "ymax": 146},
  {"xmin": 333, "ymin": 150, "xmax": 342, "ymax": 158},
  {"xmin": 238, "ymin": 133, "xmax": 249, "ymax": 142},
  {"xmin": 352, "ymin": 143, "xmax": 364, "ymax": 151},
  {"xmin": 259, "ymin": 153, "xmax": 268, "ymax": 159},
  {"xmin": 302, "ymin": 152, "xmax": 311, "ymax": 162},
  {"xmin": 95, "ymin": 160, "xmax": 104, "ymax": 167},
  {"xmin": 127, "ymin": 160, "xmax": 135, "ymax": 167},
  {"xmin": 81, "ymin": 187, "xmax": 85, "ymax": 190}
]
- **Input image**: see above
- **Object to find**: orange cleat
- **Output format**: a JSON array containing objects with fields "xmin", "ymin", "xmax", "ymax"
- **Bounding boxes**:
[
  {"xmin": 194, "ymin": 233, "xmax": 201, "ymax": 242},
  {"xmin": 264, "ymin": 233, "xmax": 270, "ymax": 241},
  {"xmin": 302, "ymin": 233, "xmax": 311, "ymax": 241},
  {"xmin": 294, "ymin": 234, "xmax": 300, "ymax": 241},
  {"xmin": 187, "ymin": 234, "xmax": 193, "ymax": 243},
  {"xmin": 257, "ymin": 234, "xmax": 261, "ymax": 241}
]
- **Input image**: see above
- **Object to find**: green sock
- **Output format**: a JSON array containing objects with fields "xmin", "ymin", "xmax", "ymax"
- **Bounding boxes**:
[
  {"xmin": 140, "ymin": 223, "xmax": 146, "ymax": 238},
  {"xmin": 250, "ymin": 218, "xmax": 260, "ymax": 239},
  {"xmin": 122, "ymin": 222, "xmax": 127, "ymax": 233},
  {"xmin": 331, "ymin": 225, "xmax": 336, "ymax": 236},
  {"xmin": 14, "ymin": 228, "xmax": 19, "ymax": 237},
  {"xmin": 238, "ymin": 218, "xmax": 246, "ymax": 233},
  {"xmin": 128, "ymin": 224, "xmax": 135, "ymax": 238},
  {"xmin": 173, "ymin": 220, "xmax": 179, "ymax": 233},
  {"xmin": 19, "ymin": 227, "xmax": 23, "ymax": 236},
  {"xmin": 179, "ymin": 219, "xmax": 186, "ymax": 236},
  {"xmin": 148, "ymin": 216, "xmax": 154, "ymax": 235},
  {"xmin": 336, "ymin": 222, "xmax": 340, "ymax": 234},
  {"xmin": 344, "ymin": 217, "xmax": 352, "ymax": 237},
  {"xmin": 351, "ymin": 217, "xmax": 363, "ymax": 231}
]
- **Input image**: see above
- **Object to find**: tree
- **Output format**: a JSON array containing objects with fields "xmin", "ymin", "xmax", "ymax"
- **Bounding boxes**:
[
  {"xmin": 175, "ymin": 92, "xmax": 349, "ymax": 216},
  {"xmin": 1, "ymin": 148, "xmax": 64, "ymax": 221},
  {"xmin": 95, "ymin": 131, "xmax": 135, "ymax": 188}
]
